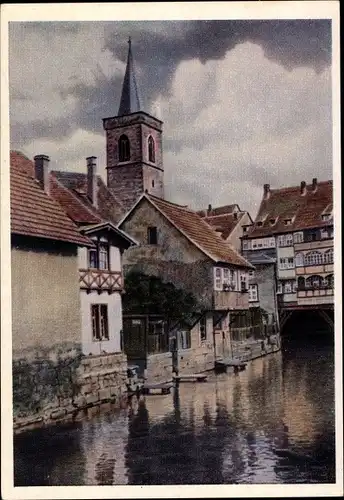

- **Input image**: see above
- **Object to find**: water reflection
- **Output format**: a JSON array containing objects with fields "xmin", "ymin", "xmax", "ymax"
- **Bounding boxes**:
[{"xmin": 14, "ymin": 342, "xmax": 335, "ymax": 485}]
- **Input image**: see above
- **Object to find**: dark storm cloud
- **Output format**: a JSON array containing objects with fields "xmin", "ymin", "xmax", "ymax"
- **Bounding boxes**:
[
  {"xmin": 10, "ymin": 19, "xmax": 332, "ymax": 147},
  {"xmin": 105, "ymin": 19, "xmax": 331, "ymax": 104}
]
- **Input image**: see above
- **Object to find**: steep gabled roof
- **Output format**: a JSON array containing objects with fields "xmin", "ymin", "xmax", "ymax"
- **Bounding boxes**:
[
  {"xmin": 52, "ymin": 171, "xmax": 125, "ymax": 225},
  {"xmin": 118, "ymin": 193, "xmax": 253, "ymax": 269},
  {"xmin": 246, "ymin": 180, "xmax": 333, "ymax": 238},
  {"xmin": 202, "ymin": 212, "xmax": 246, "ymax": 240},
  {"xmin": 10, "ymin": 153, "xmax": 93, "ymax": 247},
  {"xmin": 50, "ymin": 174, "xmax": 101, "ymax": 224},
  {"xmin": 79, "ymin": 221, "xmax": 138, "ymax": 249},
  {"xmin": 197, "ymin": 204, "xmax": 240, "ymax": 217}
]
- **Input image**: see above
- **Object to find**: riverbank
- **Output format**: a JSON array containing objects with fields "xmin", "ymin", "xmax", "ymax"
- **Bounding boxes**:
[
  {"xmin": 13, "ymin": 340, "xmax": 335, "ymax": 486},
  {"xmin": 13, "ymin": 335, "xmax": 281, "ymax": 435}
]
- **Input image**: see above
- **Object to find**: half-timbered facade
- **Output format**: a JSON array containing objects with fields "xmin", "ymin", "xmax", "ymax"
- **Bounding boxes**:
[
  {"xmin": 10, "ymin": 151, "xmax": 94, "ymax": 426},
  {"xmin": 242, "ymin": 179, "xmax": 333, "ymax": 331},
  {"xmin": 49, "ymin": 157, "xmax": 137, "ymax": 356}
]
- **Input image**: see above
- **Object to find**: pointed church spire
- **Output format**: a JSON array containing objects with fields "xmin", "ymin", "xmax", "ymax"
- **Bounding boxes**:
[{"xmin": 118, "ymin": 37, "xmax": 142, "ymax": 116}]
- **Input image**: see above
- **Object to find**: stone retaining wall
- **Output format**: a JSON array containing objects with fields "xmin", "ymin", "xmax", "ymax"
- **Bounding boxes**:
[
  {"xmin": 145, "ymin": 352, "xmax": 173, "ymax": 384},
  {"xmin": 13, "ymin": 343, "xmax": 128, "ymax": 434},
  {"xmin": 178, "ymin": 341, "xmax": 215, "ymax": 375}
]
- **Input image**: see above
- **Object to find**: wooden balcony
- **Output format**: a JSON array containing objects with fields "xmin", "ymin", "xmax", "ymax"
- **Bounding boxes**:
[
  {"xmin": 214, "ymin": 290, "xmax": 249, "ymax": 310},
  {"xmin": 79, "ymin": 268, "xmax": 123, "ymax": 294}
]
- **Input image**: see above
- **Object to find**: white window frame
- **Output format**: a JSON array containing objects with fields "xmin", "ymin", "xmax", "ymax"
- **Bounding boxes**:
[
  {"xmin": 287, "ymin": 257, "xmax": 294, "ymax": 269},
  {"xmin": 248, "ymin": 284, "xmax": 258, "ymax": 302},
  {"xmin": 240, "ymin": 272, "xmax": 248, "ymax": 291},
  {"xmin": 285, "ymin": 234, "xmax": 293, "ymax": 246},
  {"xmin": 295, "ymin": 253, "xmax": 304, "ymax": 267},
  {"xmin": 214, "ymin": 267, "xmax": 222, "ymax": 290},
  {"xmin": 294, "ymin": 232, "xmax": 304, "ymax": 243},
  {"xmin": 223, "ymin": 268, "xmax": 230, "ymax": 286},
  {"xmin": 305, "ymin": 251, "xmax": 323, "ymax": 266},
  {"xmin": 284, "ymin": 282, "xmax": 292, "ymax": 293},
  {"xmin": 279, "ymin": 257, "xmax": 287, "ymax": 269},
  {"xmin": 277, "ymin": 282, "xmax": 283, "ymax": 294},
  {"xmin": 323, "ymin": 249, "xmax": 333, "ymax": 264},
  {"xmin": 230, "ymin": 269, "xmax": 237, "ymax": 290}
]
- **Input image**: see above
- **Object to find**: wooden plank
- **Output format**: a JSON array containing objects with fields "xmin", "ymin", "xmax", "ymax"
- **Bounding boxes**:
[
  {"xmin": 141, "ymin": 383, "xmax": 173, "ymax": 395},
  {"xmin": 174, "ymin": 373, "xmax": 207, "ymax": 382},
  {"xmin": 217, "ymin": 358, "xmax": 247, "ymax": 367}
]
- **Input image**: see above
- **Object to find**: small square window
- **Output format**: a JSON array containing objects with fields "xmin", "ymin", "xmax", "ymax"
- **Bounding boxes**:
[{"xmin": 147, "ymin": 227, "xmax": 158, "ymax": 245}]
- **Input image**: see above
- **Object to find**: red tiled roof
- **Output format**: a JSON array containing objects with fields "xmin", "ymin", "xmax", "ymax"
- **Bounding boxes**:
[
  {"xmin": 246, "ymin": 180, "xmax": 333, "ymax": 238},
  {"xmin": 197, "ymin": 203, "xmax": 239, "ymax": 217},
  {"xmin": 10, "ymin": 153, "xmax": 93, "ymax": 246},
  {"xmin": 202, "ymin": 212, "xmax": 245, "ymax": 240},
  {"xmin": 49, "ymin": 174, "xmax": 101, "ymax": 224},
  {"xmin": 146, "ymin": 195, "xmax": 253, "ymax": 268},
  {"xmin": 10, "ymin": 151, "xmax": 35, "ymax": 177},
  {"xmin": 52, "ymin": 171, "xmax": 125, "ymax": 225}
]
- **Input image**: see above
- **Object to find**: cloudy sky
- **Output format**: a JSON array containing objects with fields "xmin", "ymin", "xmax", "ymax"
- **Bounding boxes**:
[{"xmin": 9, "ymin": 19, "xmax": 332, "ymax": 217}]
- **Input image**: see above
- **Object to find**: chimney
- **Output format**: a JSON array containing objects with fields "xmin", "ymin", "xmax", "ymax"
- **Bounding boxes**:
[
  {"xmin": 300, "ymin": 180, "xmax": 307, "ymax": 195},
  {"xmin": 34, "ymin": 155, "xmax": 50, "ymax": 194},
  {"xmin": 207, "ymin": 204, "xmax": 212, "ymax": 216},
  {"xmin": 86, "ymin": 156, "xmax": 98, "ymax": 208},
  {"xmin": 312, "ymin": 177, "xmax": 318, "ymax": 191},
  {"xmin": 263, "ymin": 184, "xmax": 270, "ymax": 200}
]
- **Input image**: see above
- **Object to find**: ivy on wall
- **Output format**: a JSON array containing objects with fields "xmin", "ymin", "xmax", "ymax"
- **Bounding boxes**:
[{"xmin": 122, "ymin": 271, "xmax": 202, "ymax": 323}]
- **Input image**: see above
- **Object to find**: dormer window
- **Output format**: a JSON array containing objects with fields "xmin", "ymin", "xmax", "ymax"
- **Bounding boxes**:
[
  {"xmin": 148, "ymin": 136, "xmax": 155, "ymax": 163},
  {"xmin": 270, "ymin": 218, "xmax": 277, "ymax": 226},
  {"xmin": 322, "ymin": 213, "xmax": 332, "ymax": 221},
  {"xmin": 284, "ymin": 218, "xmax": 292, "ymax": 226},
  {"xmin": 257, "ymin": 221, "xmax": 263, "ymax": 227},
  {"xmin": 118, "ymin": 135, "xmax": 130, "ymax": 162}
]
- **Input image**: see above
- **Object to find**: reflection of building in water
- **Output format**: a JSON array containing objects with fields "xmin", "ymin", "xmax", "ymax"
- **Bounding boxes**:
[
  {"xmin": 78, "ymin": 405, "xmax": 129, "ymax": 485},
  {"xmin": 125, "ymin": 386, "xmax": 237, "ymax": 484},
  {"xmin": 14, "ymin": 423, "xmax": 87, "ymax": 486},
  {"xmin": 213, "ymin": 353, "xmax": 284, "ymax": 434},
  {"xmin": 280, "ymin": 363, "xmax": 318, "ymax": 446},
  {"xmin": 138, "ymin": 393, "xmax": 174, "ymax": 423}
]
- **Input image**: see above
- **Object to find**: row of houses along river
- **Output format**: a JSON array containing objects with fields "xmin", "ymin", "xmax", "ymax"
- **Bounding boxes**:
[{"xmin": 10, "ymin": 39, "xmax": 335, "ymax": 486}]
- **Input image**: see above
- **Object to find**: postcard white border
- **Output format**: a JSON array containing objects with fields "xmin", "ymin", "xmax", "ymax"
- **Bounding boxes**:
[{"xmin": 1, "ymin": 2, "xmax": 342, "ymax": 499}]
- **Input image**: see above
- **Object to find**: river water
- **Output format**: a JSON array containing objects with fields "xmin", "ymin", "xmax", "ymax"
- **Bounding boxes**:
[{"xmin": 14, "ymin": 337, "xmax": 335, "ymax": 485}]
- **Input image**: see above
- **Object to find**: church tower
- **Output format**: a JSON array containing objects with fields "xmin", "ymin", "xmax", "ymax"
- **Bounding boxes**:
[{"xmin": 103, "ymin": 38, "xmax": 164, "ymax": 211}]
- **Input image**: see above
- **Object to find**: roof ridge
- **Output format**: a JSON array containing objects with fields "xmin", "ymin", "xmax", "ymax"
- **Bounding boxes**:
[
  {"xmin": 50, "ymin": 174, "xmax": 103, "ymax": 223},
  {"xmin": 270, "ymin": 179, "xmax": 333, "ymax": 193},
  {"xmin": 147, "ymin": 194, "xmax": 192, "ymax": 211}
]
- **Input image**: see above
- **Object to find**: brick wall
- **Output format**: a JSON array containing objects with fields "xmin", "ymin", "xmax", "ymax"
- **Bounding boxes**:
[
  {"xmin": 107, "ymin": 164, "xmax": 144, "ymax": 212},
  {"xmin": 105, "ymin": 112, "xmax": 164, "ymax": 210}
]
